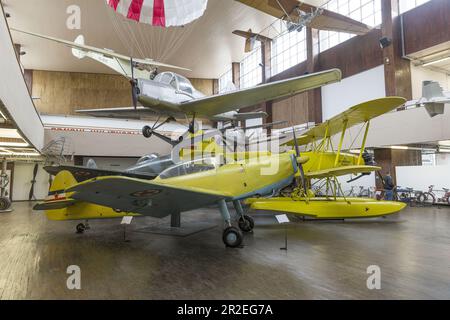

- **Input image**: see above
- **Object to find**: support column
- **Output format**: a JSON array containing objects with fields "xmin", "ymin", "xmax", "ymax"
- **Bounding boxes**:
[
  {"xmin": 381, "ymin": 0, "xmax": 412, "ymax": 100},
  {"xmin": 306, "ymin": 27, "xmax": 322, "ymax": 124},
  {"xmin": 261, "ymin": 39, "xmax": 273, "ymax": 126},
  {"xmin": 231, "ymin": 62, "xmax": 240, "ymax": 89}
]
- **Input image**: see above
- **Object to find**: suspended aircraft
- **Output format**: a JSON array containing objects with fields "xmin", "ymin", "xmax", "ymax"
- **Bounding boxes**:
[
  {"xmin": 12, "ymin": 29, "xmax": 341, "ymax": 136},
  {"xmin": 404, "ymin": 80, "xmax": 450, "ymax": 117},
  {"xmin": 235, "ymin": 0, "xmax": 372, "ymax": 34},
  {"xmin": 34, "ymin": 97, "xmax": 407, "ymax": 247},
  {"xmin": 232, "ymin": 29, "xmax": 272, "ymax": 53}
]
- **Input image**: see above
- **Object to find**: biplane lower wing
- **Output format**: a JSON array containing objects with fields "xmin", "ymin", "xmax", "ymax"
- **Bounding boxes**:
[
  {"xmin": 305, "ymin": 165, "xmax": 381, "ymax": 179},
  {"xmin": 66, "ymin": 176, "xmax": 228, "ymax": 217}
]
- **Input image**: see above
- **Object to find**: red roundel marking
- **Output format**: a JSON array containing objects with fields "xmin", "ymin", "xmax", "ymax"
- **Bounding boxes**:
[{"xmin": 131, "ymin": 189, "xmax": 161, "ymax": 197}]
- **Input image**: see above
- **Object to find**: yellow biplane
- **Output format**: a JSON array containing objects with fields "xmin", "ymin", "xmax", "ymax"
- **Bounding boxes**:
[
  {"xmin": 34, "ymin": 97, "xmax": 406, "ymax": 248},
  {"xmin": 245, "ymin": 97, "xmax": 408, "ymax": 219}
]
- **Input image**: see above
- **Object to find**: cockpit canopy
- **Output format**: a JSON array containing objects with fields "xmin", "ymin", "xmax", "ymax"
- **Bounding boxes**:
[
  {"xmin": 154, "ymin": 72, "xmax": 195, "ymax": 95},
  {"xmin": 158, "ymin": 158, "xmax": 219, "ymax": 180}
]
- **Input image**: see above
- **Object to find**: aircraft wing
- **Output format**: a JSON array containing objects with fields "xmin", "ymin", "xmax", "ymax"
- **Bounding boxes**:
[
  {"xmin": 45, "ymin": 165, "xmax": 158, "ymax": 182},
  {"xmin": 285, "ymin": 97, "xmax": 407, "ymax": 146},
  {"xmin": 180, "ymin": 69, "xmax": 342, "ymax": 117},
  {"xmin": 76, "ymin": 106, "xmax": 160, "ymax": 119},
  {"xmin": 66, "ymin": 176, "xmax": 230, "ymax": 215},
  {"xmin": 305, "ymin": 165, "xmax": 381, "ymax": 179},
  {"xmin": 11, "ymin": 29, "xmax": 190, "ymax": 73},
  {"xmin": 236, "ymin": 0, "xmax": 371, "ymax": 35}
]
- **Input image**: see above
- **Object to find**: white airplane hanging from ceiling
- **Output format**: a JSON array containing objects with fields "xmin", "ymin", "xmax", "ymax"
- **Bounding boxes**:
[{"xmin": 13, "ymin": 29, "xmax": 341, "ymax": 137}]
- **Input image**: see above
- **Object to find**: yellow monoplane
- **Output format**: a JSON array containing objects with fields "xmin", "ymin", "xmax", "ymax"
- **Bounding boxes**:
[{"xmin": 34, "ymin": 97, "xmax": 407, "ymax": 247}]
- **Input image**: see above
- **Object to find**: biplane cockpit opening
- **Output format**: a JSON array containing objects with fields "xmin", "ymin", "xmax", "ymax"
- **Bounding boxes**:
[{"xmin": 158, "ymin": 158, "xmax": 219, "ymax": 180}]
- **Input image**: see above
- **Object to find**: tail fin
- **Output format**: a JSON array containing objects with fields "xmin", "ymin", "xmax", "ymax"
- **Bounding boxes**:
[
  {"xmin": 72, "ymin": 35, "xmax": 86, "ymax": 59},
  {"xmin": 422, "ymin": 81, "xmax": 444, "ymax": 100},
  {"xmin": 50, "ymin": 170, "xmax": 78, "ymax": 192},
  {"xmin": 33, "ymin": 171, "xmax": 78, "ymax": 212}
]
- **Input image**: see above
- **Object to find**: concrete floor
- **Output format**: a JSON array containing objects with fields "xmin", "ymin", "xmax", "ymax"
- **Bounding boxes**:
[{"xmin": 0, "ymin": 202, "xmax": 449, "ymax": 300}]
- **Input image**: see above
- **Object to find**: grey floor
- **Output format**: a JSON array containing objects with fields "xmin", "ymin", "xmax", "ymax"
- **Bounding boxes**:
[{"xmin": 0, "ymin": 202, "xmax": 449, "ymax": 300}]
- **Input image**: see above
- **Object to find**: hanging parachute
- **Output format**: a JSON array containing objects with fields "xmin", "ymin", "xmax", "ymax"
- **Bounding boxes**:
[{"xmin": 105, "ymin": 0, "xmax": 209, "ymax": 27}]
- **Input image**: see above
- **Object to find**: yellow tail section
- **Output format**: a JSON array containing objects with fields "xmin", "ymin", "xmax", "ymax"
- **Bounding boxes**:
[
  {"xmin": 50, "ymin": 170, "xmax": 78, "ymax": 193},
  {"xmin": 44, "ymin": 170, "xmax": 140, "ymax": 221}
]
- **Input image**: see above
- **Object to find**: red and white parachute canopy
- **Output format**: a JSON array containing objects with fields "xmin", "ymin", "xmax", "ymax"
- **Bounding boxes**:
[{"xmin": 106, "ymin": 0, "xmax": 208, "ymax": 27}]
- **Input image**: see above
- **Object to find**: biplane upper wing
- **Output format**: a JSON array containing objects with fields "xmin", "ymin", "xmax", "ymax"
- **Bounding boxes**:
[
  {"xmin": 236, "ymin": 0, "xmax": 371, "ymax": 35},
  {"xmin": 305, "ymin": 165, "xmax": 381, "ymax": 179},
  {"xmin": 66, "ymin": 176, "xmax": 230, "ymax": 215},
  {"xmin": 285, "ymin": 97, "xmax": 407, "ymax": 146},
  {"xmin": 179, "ymin": 69, "xmax": 341, "ymax": 117}
]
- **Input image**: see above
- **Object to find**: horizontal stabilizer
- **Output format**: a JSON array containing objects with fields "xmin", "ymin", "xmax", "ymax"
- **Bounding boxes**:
[
  {"xmin": 33, "ymin": 199, "xmax": 77, "ymax": 210},
  {"xmin": 424, "ymin": 103, "xmax": 445, "ymax": 117}
]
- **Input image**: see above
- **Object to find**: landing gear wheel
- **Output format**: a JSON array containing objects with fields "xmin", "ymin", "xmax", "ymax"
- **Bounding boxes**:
[
  {"xmin": 0, "ymin": 197, "xmax": 11, "ymax": 211},
  {"xmin": 238, "ymin": 215, "xmax": 254, "ymax": 233},
  {"xmin": 76, "ymin": 223, "xmax": 86, "ymax": 234},
  {"xmin": 142, "ymin": 126, "xmax": 153, "ymax": 138},
  {"xmin": 222, "ymin": 227, "xmax": 243, "ymax": 248}
]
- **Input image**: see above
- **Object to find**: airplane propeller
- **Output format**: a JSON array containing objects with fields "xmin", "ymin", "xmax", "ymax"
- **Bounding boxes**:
[
  {"xmin": 130, "ymin": 58, "xmax": 139, "ymax": 110},
  {"xmin": 292, "ymin": 128, "xmax": 307, "ymax": 192}
]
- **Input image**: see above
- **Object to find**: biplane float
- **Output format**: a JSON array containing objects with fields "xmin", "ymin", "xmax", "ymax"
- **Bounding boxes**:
[{"xmin": 34, "ymin": 97, "xmax": 407, "ymax": 248}]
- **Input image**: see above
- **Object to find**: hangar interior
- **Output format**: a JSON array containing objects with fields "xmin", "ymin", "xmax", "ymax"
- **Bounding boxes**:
[{"xmin": 0, "ymin": 0, "xmax": 450, "ymax": 299}]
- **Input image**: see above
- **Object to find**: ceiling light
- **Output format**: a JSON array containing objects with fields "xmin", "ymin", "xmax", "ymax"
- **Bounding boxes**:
[
  {"xmin": 391, "ymin": 146, "xmax": 409, "ymax": 150},
  {"xmin": 423, "ymin": 56, "xmax": 450, "ymax": 67},
  {"xmin": 0, "ymin": 142, "xmax": 29, "ymax": 147},
  {"xmin": 438, "ymin": 140, "xmax": 450, "ymax": 147},
  {"xmin": 438, "ymin": 147, "xmax": 450, "ymax": 153},
  {"xmin": 0, "ymin": 152, "xmax": 41, "ymax": 156}
]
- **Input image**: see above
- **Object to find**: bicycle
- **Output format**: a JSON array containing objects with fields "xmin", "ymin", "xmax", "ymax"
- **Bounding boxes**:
[{"xmin": 418, "ymin": 185, "xmax": 450, "ymax": 206}]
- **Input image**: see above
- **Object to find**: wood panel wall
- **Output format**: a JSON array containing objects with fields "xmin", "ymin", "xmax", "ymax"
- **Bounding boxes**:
[
  {"xmin": 403, "ymin": 0, "xmax": 450, "ymax": 55},
  {"xmin": 32, "ymin": 70, "xmax": 132, "ymax": 115},
  {"xmin": 31, "ymin": 70, "xmax": 215, "ymax": 115},
  {"xmin": 374, "ymin": 148, "xmax": 422, "ymax": 187}
]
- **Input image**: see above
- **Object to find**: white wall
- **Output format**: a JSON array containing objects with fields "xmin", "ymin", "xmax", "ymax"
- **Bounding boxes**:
[
  {"xmin": 0, "ymin": 6, "xmax": 44, "ymax": 150},
  {"xmin": 436, "ymin": 153, "xmax": 450, "ymax": 166},
  {"xmin": 321, "ymin": 65, "xmax": 386, "ymax": 121},
  {"xmin": 396, "ymin": 165, "xmax": 450, "ymax": 191},
  {"xmin": 12, "ymin": 163, "xmax": 50, "ymax": 201},
  {"xmin": 411, "ymin": 64, "xmax": 450, "ymax": 100},
  {"xmin": 41, "ymin": 115, "xmax": 197, "ymax": 157}
]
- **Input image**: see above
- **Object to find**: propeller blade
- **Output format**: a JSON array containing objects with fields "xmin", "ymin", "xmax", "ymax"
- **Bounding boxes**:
[{"xmin": 130, "ymin": 58, "xmax": 138, "ymax": 110}]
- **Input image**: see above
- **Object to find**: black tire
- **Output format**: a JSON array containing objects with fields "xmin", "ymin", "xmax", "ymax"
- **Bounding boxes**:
[
  {"xmin": 222, "ymin": 227, "xmax": 243, "ymax": 248},
  {"xmin": 76, "ymin": 223, "xmax": 86, "ymax": 234},
  {"xmin": 418, "ymin": 192, "xmax": 435, "ymax": 206},
  {"xmin": 142, "ymin": 126, "xmax": 153, "ymax": 138},
  {"xmin": 238, "ymin": 215, "xmax": 255, "ymax": 233},
  {"xmin": 0, "ymin": 197, "xmax": 11, "ymax": 211}
]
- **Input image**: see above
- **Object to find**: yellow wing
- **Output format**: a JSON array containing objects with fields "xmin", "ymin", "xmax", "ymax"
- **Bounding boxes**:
[
  {"xmin": 286, "ymin": 97, "xmax": 407, "ymax": 146},
  {"xmin": 304, "ymin": 165, "xmax": 381, "ymax": 179}
]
